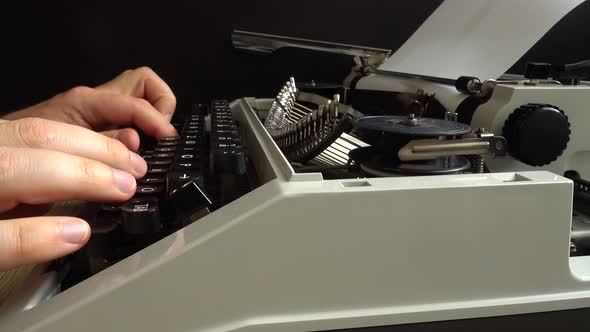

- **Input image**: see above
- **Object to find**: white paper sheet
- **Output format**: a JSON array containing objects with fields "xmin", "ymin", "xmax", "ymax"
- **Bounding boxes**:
[{"xmin": 379, "ymin": 0, "xmax": 585, "ymax": 80}]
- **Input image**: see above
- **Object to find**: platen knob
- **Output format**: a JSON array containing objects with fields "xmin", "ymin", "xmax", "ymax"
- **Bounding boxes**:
[{"xmin": 502, "ymin": 103, "xmax": 570, "ymax": 166}]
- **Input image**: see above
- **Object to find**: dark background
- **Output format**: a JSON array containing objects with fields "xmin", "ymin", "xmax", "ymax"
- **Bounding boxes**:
[
  {"xmin": 1, "ymin": 1, "xmax": 589, "ymax": 113},
  {"xmin": 1, "ymin": 4, "xmax": 590, "ymax": 329}
]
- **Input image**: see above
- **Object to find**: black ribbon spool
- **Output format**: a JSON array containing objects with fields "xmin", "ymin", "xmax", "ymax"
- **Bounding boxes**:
[{"xmin": 350, "ymin": 115, "xmax": 473, "ymax": 176}]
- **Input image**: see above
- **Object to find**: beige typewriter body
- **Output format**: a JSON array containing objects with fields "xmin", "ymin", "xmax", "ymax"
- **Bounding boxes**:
[{"xmin": 0, "ymin": 97, "xmax": 584, "ymax": 332}]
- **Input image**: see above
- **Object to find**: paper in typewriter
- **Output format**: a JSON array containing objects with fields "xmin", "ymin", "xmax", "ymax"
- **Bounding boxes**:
[{"xmin": 380, "ymin": 0, "xmax": 584, "ymax": 80}]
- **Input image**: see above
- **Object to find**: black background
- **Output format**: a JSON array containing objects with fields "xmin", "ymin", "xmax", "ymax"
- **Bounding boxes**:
[
  {"xmin": 1, "ymin": 1, "xmax": 589, "ymax": 113},
  {"xmin": 1, "ymin": 3, "xmax": 590, "ymax": 330}
]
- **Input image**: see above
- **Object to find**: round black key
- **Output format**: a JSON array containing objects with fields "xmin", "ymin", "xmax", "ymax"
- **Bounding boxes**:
[
  {"xmin": 158, "ymin": 141, "xmax": 179, "ymax": 146},
  {"xmin": 217, "ymin": 142, "xmax": 238, "ymax": 149},
  {"xmin": 217, "ymin": 129, "xmax": 238, "ymax": 135},
  {"xmin": 153, "ymin": 152, "xmax": 175, "ymax": 158},
  {"xmin": 139, "ymin": 176, "xmax": 165, "ymax": 185},
  {"xmin": 177, "ymin": 153, "xmax": 198, "ymax": 160},
  {"xmin": 159, "ymin": 136, "xmax": 180, "ymax": 142},
  {"xmin": 176, "ymin": 156, "xmax": 200, "ymax": 165},
  {"xmin": 181, "ymin": 140, "xmax": 199, "ymax": 146},
  {"xmin": 172, "ymin": 162, "xmax": 201, "ymax": 171},
  {"xmin": 121, "ymin": 197, "xmax": 161, "ymax": 234},
  {"xmin": 155, "ymin": 146, "xmax": 177, "ymax": 152},
  {"xmin": 136, "ymin": 184, "xmax": 164, "ymax": 195},
  {"xmin": 147, "ymin": 166, "xmax": 170, "ymax": 174},
  {"xmin": 147, "ymin": 158, "xmax": 173, "ymax": 166},
  {"xmin": 101, "ymin": 203, "xmax": 122, "ymax": 213},
  {"xmin": 166, "ymin": 171, "xmax": 204, "ymax": 196}
]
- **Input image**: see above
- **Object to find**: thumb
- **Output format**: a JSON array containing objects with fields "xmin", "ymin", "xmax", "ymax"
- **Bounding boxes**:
[{"xmin": 0, "ymin": 217, "xmax": 90, "ymax": 271}]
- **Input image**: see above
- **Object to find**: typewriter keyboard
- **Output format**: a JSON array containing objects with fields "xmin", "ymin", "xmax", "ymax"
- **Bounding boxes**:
[{"xmin": 61, "ymin": 100, "xmax": 250, "ymax": 288}]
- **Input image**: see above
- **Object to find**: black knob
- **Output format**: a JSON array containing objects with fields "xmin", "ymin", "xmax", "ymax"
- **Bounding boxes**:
[{"xmin": 502, "ymin": 104, "xmax": 570, "ymax": 166}]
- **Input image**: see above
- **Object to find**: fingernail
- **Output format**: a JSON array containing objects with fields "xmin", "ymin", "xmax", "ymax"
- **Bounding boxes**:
[
  {"xmin": 59, "ymin": 219, "xmax": 89, "ymax": 244},
  {"xmin": 113, "ymin": 169, "xmax": 136, "ymax": 194},
  {"xmin": 130, "ymin": 152, "xmax": 147, "ymax": 175},
  {"xmin": 165, "ymin": 113, "xmax": 173, "ymax": 122}
]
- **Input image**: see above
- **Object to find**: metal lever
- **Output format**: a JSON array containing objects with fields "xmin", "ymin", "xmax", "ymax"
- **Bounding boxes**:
[
  {"xmin": 398, "ymin": 136, "xmax": 507, "ymax": 161},
  {"xmin": 232, "ymin": 30, "xmax": 391, "ymax": 59}
]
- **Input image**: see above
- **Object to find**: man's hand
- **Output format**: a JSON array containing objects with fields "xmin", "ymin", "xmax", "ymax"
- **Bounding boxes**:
[
  {"xmin": 0, "ymin": 67, "xmax": 175, "ymax": 271},
  {"xmin": 2, "ymin": 67, "xmax": 177, "ymax": 151}
]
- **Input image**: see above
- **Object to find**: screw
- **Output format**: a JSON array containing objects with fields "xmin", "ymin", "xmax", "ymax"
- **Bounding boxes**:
[{"xmin": 473, "ymin": 155, "xmax": 485, "ymax": 173}]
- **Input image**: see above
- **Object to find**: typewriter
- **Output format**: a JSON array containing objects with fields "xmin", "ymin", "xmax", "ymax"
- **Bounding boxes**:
[{"xmin": 3, "ymin": 1, "xmax": 590, "ymax": 331}]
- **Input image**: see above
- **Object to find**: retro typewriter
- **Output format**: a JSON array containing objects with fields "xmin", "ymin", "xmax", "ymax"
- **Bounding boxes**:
[{"xmin": 4, "ymin": 2, "xmax": 590, "ymax": 331}]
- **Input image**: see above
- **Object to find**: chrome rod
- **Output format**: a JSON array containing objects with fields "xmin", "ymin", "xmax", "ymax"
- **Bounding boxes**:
[{"xmin": 232, "ymin": 30, "xmax": 391, "ymax": 58}]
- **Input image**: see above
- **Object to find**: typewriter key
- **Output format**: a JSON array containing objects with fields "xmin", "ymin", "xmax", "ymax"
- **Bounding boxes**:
[
  {"xmin": 121, "ymin": 197, "xmax": 161, "ymax": 234},
  {"xmin": 139, "ymin": 176, "xmax": 165, "ymax": 185},
  {"xmin": 159, "ymin": 136, "xmax": 180, "ymax": 143},
  {"xmin": 146, "ymin": 158, "xmax": 173, "ymax": 166},
  {"xmin": 155, "ymin": 146, "xmax": 177, "ymax": 153},
  {"xmin": 136, "ymin": 185, "xmax": 164, "ymax": 195}
]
